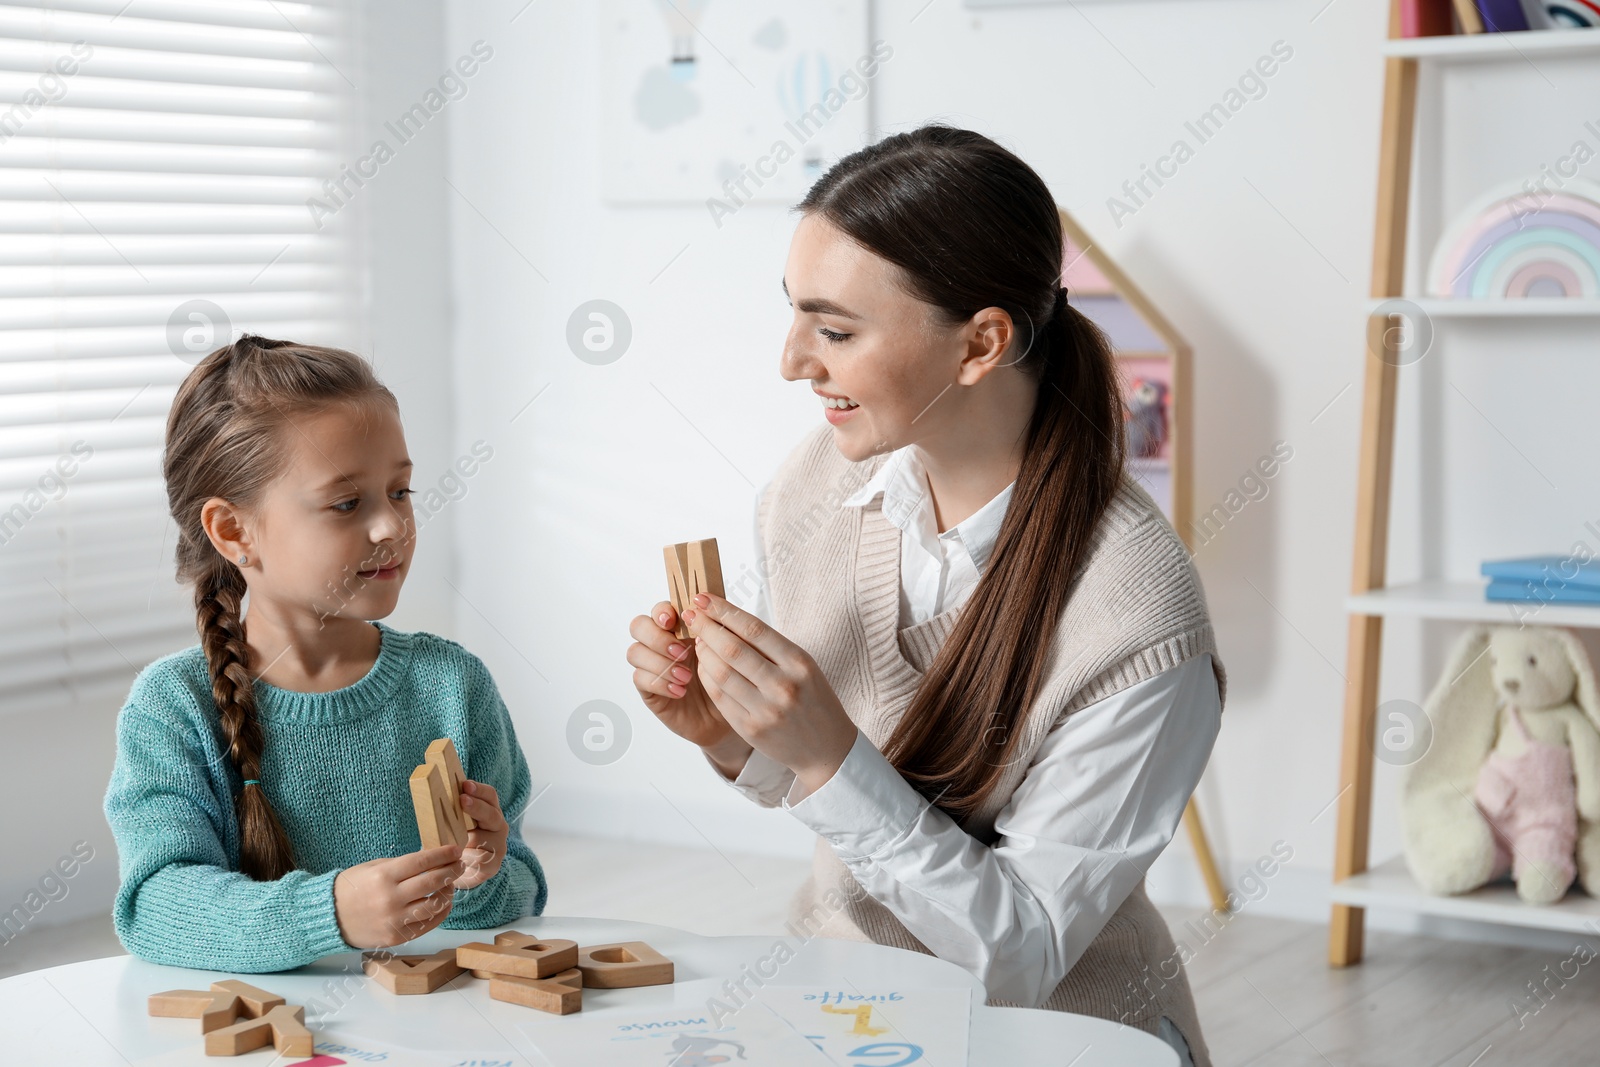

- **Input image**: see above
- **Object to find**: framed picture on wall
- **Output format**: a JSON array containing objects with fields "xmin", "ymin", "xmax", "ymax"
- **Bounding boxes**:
[
  {"xmin": 598, "ymin": 0, "xmax": 871, "ymax": 205},
  {"xmin": 1120, "ymin": 355, "xmax": 1173, "ymax": 463}
]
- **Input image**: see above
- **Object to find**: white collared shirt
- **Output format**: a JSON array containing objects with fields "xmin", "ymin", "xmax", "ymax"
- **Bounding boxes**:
[
  {"xmin": 748, "ymin": 444, "xmax": 1015, "ymax": 628},
  {"xmin": 731, "ymin": 445, "xmax": 1220, "ymax": 1022},
  {"xmin": 845, "ymin": 446, "xmax": 1014, "ymax": 628}
]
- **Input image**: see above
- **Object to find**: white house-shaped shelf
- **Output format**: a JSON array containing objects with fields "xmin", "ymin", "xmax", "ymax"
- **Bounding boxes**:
[{"xmin": 1059, "ymin": 208, "xmax": 1194, "ymax": 546}]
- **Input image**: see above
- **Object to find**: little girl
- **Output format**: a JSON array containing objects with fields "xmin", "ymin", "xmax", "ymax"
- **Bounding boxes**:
[{"xmin": 103, "ymin": 336, "xmax": 546, "ymax": 972}]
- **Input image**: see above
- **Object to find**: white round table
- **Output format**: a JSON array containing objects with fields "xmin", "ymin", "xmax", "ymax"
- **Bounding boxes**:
[{"xmin": 0, "ymin": 916, "xmax": 1177, "ymax": 1065}]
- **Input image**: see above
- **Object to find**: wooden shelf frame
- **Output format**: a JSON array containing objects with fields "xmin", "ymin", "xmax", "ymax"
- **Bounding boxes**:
[
  {"xmin": 1331, "ymin": 856, "xmax": 1600, "ymax": 934},
  {"xmin": 1330, "ymin": 11, "xmax": 1600, "ymax": 966},
  {"xmin": 1381, "ymin": 26, "xmax": 1600, "ymax": 61},
  {"xmin": 1329, "ymin": 0, "xmax": 1413, "ymax": 967},
  {"xmin": 1347, "ymin": 581, "xmax": 1600, "ymax": 630},
  {"xmin": 1366, "ymin": 298, "xmax": 1600, "ymax": 318}
]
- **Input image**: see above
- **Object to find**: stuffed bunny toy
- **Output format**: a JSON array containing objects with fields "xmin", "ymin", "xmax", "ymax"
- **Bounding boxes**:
[{"xmin": 1402, "ymin": 625, "xmax": 1600, "ymax": 904}]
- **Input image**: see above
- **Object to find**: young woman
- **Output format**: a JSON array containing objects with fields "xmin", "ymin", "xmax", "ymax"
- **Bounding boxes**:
[{"xmin": 627, "ymin": 125, "xmax": 1224, "ymax": 1066}]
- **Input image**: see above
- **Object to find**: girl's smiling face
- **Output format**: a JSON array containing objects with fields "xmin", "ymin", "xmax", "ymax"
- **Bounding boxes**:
[
  {"xmin": 211, "ymin": 397, "xmax": 416, "ymax": 625},
  {"xmin": 779, "ymin": 213, "xmax": 976, "ymax": 463}
]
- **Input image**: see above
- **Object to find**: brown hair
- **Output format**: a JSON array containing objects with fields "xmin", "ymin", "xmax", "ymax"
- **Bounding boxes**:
[
  {"xmin": 164, "ymin": 335, "xmax": 397, "ymax": 880},
  {"xmin": 797, "ymin": 125, "xmax": 1126, "ymax": 820}
]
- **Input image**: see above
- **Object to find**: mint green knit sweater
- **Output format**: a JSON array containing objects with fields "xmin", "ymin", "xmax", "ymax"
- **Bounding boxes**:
[{"xmin": 103, "ymin": 621, "xmax": 547, "ymax": 973}]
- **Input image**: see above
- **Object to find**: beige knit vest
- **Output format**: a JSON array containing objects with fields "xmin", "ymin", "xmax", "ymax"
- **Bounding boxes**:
[{"xmin": 757, "ymin": 427, "xmax": 1227, "ymax": 1067}]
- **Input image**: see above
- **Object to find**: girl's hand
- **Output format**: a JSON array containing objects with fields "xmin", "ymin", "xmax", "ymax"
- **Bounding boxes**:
[
  {"xmin": 333, "ymin": 845, "xmax": 463, "ymax": 948},
  {"xmin": 455, "ymin": 780, "xmax": 509, "ymax": 889},
  {"xmin": 628, "ymin": 601, "xmax": 753, "ymax": 776},
  {"xmin": 683, "ymin": 593, "xmax": 859, "ymax": 796}
]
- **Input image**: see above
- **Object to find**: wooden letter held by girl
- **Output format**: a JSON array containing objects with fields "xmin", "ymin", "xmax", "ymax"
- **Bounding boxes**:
[{"xmin": 409, "ymin": 737, "xmax": 473, "ymax": 849}]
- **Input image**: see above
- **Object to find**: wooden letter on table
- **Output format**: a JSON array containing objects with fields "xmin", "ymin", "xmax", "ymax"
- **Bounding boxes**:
[
  {"xmin": 207, "ymin": 980, "xmax": 285, "ymax": 1018},
  {"xmin": 489, "ymin": 967, "xmax": 583, "ymax": 1015},
  {"xmin": 147, "ymin": 989, "xmax": 244, "ymax": 1033},
  {"xmin": 362, "ymin": 948, "xmax": 465, "ymax": 995},
  {"xmin": 664, "ymin": 538, "xmax": 724, "ymax": 640},
  {"xmin": 203, "ymin": 1004, "xmax": 312, "ymax": 1058},
  {"xmin": 576, "ymin": 941, "xmax": 674, "ymax": 988},
  {"xmin": 410, "ymin": 737, "xmax": 472, "ymax": 850},
  {"xmin": 148, "ymin": 979, "xmax": 308, "ymax": 1057},
  {"xmin": 148, "ymin": 979, "xmax": 284, "ymax": 1034},
  {"xmin": 456, "ymin": 933, "xmax": 580, "ymax": 980}
]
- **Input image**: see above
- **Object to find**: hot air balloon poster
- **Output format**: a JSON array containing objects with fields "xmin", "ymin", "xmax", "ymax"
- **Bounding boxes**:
[{"xmin": 599, "ymin": 1, "xmax": 871, "ymax": 207}]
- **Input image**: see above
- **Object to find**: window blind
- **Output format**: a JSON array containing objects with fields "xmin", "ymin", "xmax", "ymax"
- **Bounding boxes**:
[{"xmin": 0, "ymin": 0, "xmax": 357, "ymax": 716}]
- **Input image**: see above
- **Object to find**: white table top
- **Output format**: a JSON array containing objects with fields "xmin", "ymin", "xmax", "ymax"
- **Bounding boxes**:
[{"xmin": 0, "ymin": 916, "xmax": 1177, "ymax": 1066}]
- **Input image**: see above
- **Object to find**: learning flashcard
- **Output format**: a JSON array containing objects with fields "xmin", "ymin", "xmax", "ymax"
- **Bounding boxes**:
[{"xmin": 756, "ymin": 986, "xmax": 972, "ymax": 1067}]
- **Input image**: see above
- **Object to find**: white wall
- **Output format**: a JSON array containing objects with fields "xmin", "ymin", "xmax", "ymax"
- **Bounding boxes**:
[
  {"xmin": 439, "ymin": 0, "xmax": 1600, "ymax": 934},
  {"xmin": 19, "ymin": 0, "xmax": 1591, "ymax": 943},
  {"xmin": 439, "ymin": 0, "xmax": 1368, "ymax": 901},
  {"xmin": 436, "ymin": 0, "xmax": 823, "ymax": 862},
  {"xmin": 352, "ymin": 0, "xmax": 461, "ymax": 640}
]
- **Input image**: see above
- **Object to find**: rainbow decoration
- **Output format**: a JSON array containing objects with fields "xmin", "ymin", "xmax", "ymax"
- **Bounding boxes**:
[
  {"xmin": 1543, "ymin": 0, "xmax": 1600, "ymax": 27},
  {"xmin": 1426, "ymin": 178, "xmax": 1600, "ymax": 299}
]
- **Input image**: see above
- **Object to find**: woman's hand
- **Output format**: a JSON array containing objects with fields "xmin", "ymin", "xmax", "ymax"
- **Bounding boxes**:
[
  {"xmin": 629, "ymin": 601, "xmax": 753, "ymax": 776},
  {"xmin": 333, "ymin": 845, "xmax": 463, "ymax": 948},
  {"xmin": 455, "ymin": 779, "xmax": 508, "ymax": 889},
  {"xmin": 683, "ymin": 593, "xmax": 860, "ymax": 796}
]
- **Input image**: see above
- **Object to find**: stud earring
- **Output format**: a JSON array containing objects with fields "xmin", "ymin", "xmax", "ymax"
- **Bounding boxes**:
[{"xmin": 237, "ymin": 554, "xmax": 248, "ymax": 566}]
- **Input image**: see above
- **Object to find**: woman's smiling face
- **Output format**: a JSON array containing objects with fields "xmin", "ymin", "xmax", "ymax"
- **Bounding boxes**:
[{"xmin": 779, "ymin": 213, "xmax": 971, "ymax": 463}]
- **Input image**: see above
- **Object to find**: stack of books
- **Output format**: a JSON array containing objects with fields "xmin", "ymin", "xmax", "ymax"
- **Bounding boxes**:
[
  {"xmin": 1482, "ymin": 555, "xmax": 1600, "ymax": 605},
  {"xmin": 1402, "ymin": 0, "xmax": 1600, "ymax": 35}
]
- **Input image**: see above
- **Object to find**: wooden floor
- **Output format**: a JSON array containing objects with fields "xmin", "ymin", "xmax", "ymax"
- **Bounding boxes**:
[
  {"xmin": 4, "ymin": 833, "xmax": 1595, "ymax": 1065},
  {"xmin": 1163, "ymin": 902, "xmax": 1593, "ymax": 1066}
]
